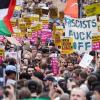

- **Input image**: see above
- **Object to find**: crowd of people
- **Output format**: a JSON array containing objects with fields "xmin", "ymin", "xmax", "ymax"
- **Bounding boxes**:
[
  {"xmin": 1, "ymin": 38, "xmax": 100, "ymax": 100},
  {"xmin": 0, "ymin": 0, "xmax": 100, "ymax": 100}
]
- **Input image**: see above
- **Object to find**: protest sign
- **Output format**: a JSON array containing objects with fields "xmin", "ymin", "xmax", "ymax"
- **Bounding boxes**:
[
  {"xmin": 61, "ymin": 37, "xmax": 74, "ymax": 54},
  {"xmin": 92, "ymin": 34, "xmax": 100, "ymax": 50},
  {"xmin": 54, "ymin": 26, "xmax": 64, "ymax": 46},
  {"xmin": 18, "ymin": 22, "xmax": 26, "ymax": 31},
  {"xmin": 5, "ymin": 51, "xmax": 21, "ymax": 60},
  {"xmin": 51, "ymin": 57, "xmax": 59, "ymax": 76},
  {"xmin": 23, "ymin": 16, "xmax": 32, "ymax": 24},
  {"xmin": 0, "ymin": 49, "xmax": 4, "ymax": 57},
  {"xmin": 54, "ymin": 33, "xmax": 61, "ymax": 46},
  {"xmin": 27, "ymin": 28, "xmax": 32, "ymax": 37},
  {"xmin": 79, "ymin": 53, "xmax": 93, "ymax": 68},
  {"xmin": 98, "ymin": 22, "xmax": 100, "ymax": 32},
  {"xmin": 41, "ymin": 29, "xmax": 52, "ymax": 44},
  {"xmin": 41, "ymin": 16, "xmax": 49, "ymax": 25},
  {"xmin": 84, "ymin": 3, "xmax": 100, "ymax": 16},
  {"xmin": 32, "ymin": 14, "xmax": 40, "ymax": 22},
  {"xmin": 65, "ymin": 16, "xmax": 98, "ymax": 53}
]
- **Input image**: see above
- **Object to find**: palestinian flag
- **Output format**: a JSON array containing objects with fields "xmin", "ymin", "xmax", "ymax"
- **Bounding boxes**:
[{"xmin": 0, "ymin": 0, "xmax": 16, "ymax": 36}]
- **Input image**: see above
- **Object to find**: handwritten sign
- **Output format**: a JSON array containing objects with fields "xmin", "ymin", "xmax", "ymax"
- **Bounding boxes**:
[{"xmin": 65, "ymin": 16, "xmax": 98, "ymax": 53}]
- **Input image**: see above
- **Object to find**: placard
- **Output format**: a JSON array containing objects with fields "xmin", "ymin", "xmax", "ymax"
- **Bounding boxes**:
[
  {"xmin": 84, "ymin": 3, "xmax": 100, "ymax": 16},
  {"xmin": 5, "ymin": 51, "xmax": 21, "ymax": 60},
  {"xmin": 61, "ymin": 37, "xmax": 74, "ymax": 54},
  {"xmin": 54, "ymin": 26, "xmax": 64, "ymax": 46},
  {"xmin": 92, "ymin": 34, "xmax": 100, "ymax": 50},
  {"xmin": 0, "ymin": 49, "xmax": 4, "ymax": 57},
  {"xmin": 65, "ymin": 16, "xmax": 98, "ymax": 53},
  {"xmin": 79, "ymin": 53, "xmax": 93, "ymax": 68}
]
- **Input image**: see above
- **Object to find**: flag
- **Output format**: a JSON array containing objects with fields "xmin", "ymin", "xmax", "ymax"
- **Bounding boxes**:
[
  {"xmin": 0, "ymin": 0, "xmax": 16, "ymax": 36},
  {"xmin": 64, "ymin": 0, "xmax": 78, "ymax": 18}
]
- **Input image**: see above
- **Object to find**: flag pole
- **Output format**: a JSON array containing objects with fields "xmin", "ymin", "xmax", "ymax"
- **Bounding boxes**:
[{"xmin": 78, "ymin": 0, "xmax": 83, "ymax": 18}]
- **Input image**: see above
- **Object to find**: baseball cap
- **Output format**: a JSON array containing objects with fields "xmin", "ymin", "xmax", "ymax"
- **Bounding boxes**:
[{"xmin": 5, "ymin": 65, "xmax": 17, "ymax": 73}]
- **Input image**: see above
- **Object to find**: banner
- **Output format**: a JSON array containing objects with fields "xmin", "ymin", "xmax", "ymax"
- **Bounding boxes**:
[
  {"xmin": 65, "ymin": 16, "xmax": 98, "ymax": 53},
  {"xmin": 92, "ymin": 34, "xmax": 100, "ymax": 50},
  {"xmin": 61, "ymin": 37, "xmax": 74, "ymax": 54},
  {"xmin": 84, "ymin": 3, "xmax": 100, "ymax": 16}
]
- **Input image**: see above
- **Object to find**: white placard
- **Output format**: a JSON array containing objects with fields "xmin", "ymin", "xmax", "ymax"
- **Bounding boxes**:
[
  {"xmin": 5, "ymin": 51, "xmax": 21, "ymax": 60},
  {"xmin": 79, "ymin": 53, "xmax": 93, "ymax": 68},
  {"xmin": 65, "ymin": 16, "xmax": 98, "ymax": 53}
]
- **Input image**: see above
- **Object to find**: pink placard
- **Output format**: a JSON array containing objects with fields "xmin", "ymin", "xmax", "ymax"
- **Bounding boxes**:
[
  {"xmin": 92, "ymin": 42, "xmax": 100, "ymax": 51},
  {"xmin": 51, "ymin": 57, "xmax": 59, "ymax": 76}
]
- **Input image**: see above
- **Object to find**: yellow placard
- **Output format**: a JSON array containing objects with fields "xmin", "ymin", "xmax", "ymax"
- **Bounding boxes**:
[
  {"xmin": 61, "ymin": 37, "xmax": 74, "ymax": 54},
  {"xmin": 54, "ymin": 33, "xmax": 61, "ymax": 46},
  {"xmin": 84, "ymin": 3, "xmax": 100, "ymax": 16},
  {"xmin": 54, "ymin": 26, "xmax": 64, "ymax": 46},
  {"xmin": 31, "ymin": 25, "xmax": 38, "ymax": 32},
  {"xmin": 98, "ymin": 22, "xmax": 100, "ymax": 32},
  {"xmin": 33, "ymin": 14, "xmax": 40, "ymax": 22},
  {"xmin": 92, "ymin": 35, "xmax": 100, "ymax": 43},
  {"xmin": 41, "ymin": 17, "xmax": 49, "ymax": 25},
  {"xmin": 23, "ymin": 16, "xmax": 32, "ymax": 23},
  {"xmin": 18, "ymin": 22, "xmax": 26, "ymax": 31},
  {"xmin": 37, "ymin": 22, "xmax": 42, "ymax": 30},
  {"xmin": 20, "ymin": 32, "xmax": 25, "ymax": 38},
  {"xmin": 0, "ymin": 48, "xmax": 4, "ymax": 57},
  {"xmin": 15, "ymin": 6, "xmax": 22, "ymax": 11},
  {"xmin": 27, "ymin": 28, "xmax": 32, "ymax": 37}
]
